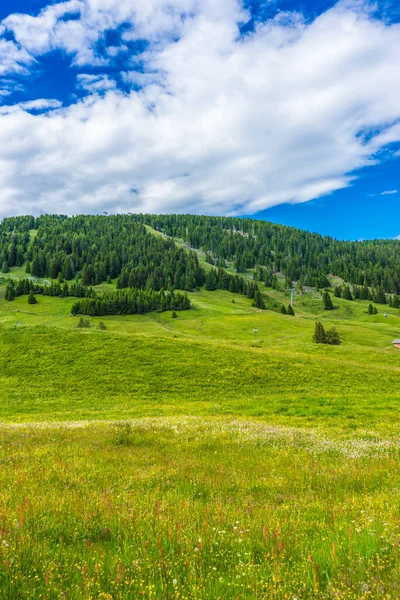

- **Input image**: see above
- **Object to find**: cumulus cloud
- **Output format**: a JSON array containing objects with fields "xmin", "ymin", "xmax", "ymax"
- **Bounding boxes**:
[
  {"xmin": 3, "ymin": 0, "xmax": 235, "ymax": 65},
  {"xmin": 0, "ymin": 0, "xmax": 400, "ymax": 217}
]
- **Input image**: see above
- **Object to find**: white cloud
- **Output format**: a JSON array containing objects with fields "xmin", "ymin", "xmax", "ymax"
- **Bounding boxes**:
[
  {"xmin": 77, "ymin": 74, "xmax": 117, "ymax": 93},
  {"xmin": 0, "ymin": 99, "xmax": 62, "ymax": 115},
  {"xmin": 0, "ymin": 0, "xmax": 400, "ymax": 217},
  {"xmin": 3, "ymin": 0, "xmax": 239, "ymax": 66},
  {"xmin": 0, "ymin": 38, "xmax": 35, "ymax": 76},
  {"xmin": 381, "ymin": 189, "xmax": 398, "ymax": 195},
  {"xmin": 3, "ymin": 1, "xmax": 83, "ymax": 55}
]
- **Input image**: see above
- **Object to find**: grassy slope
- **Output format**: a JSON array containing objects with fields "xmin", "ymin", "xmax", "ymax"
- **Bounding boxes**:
[
  {"xmin": 2, "ymin": 266, "xmax": 400, "ymax": 598},
  {"xmin": 0, "ymin": 286, "xmax": 399, "ymax": 427}
]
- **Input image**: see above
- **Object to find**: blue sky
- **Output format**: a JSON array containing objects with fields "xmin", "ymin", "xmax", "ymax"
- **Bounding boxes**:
[{"xmin": 0, "ymin": 0, "xmax": 399, "ymax": 240}]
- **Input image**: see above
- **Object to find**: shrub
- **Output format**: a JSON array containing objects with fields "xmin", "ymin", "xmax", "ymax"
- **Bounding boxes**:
[
  {"xmin": 326, "ymin": 327, "xmax": 340, "ymax": 345},
  {"xmin": 77, "ymin": 316, "xmax": 91, "ymax": 328}
]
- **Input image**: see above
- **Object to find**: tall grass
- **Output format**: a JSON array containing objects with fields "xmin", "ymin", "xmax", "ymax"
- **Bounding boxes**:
[{"xmin": 1, "ymin": 419, "xmax": 400, "ymax": 599}]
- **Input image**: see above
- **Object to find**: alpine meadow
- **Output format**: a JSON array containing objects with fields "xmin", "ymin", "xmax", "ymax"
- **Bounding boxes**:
[{"xmin": 1, "ymin": 214, "xmax": 400, "ymax": 599}]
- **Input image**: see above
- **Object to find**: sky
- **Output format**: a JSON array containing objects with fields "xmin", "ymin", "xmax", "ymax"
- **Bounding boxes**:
[{"xmin": 0, "ymin": 0, "xmax": 399, "ymax": 240}]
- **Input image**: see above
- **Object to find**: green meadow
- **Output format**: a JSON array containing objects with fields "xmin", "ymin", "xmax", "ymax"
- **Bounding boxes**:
[{"xmin": 1, "ymin": 279, "xmax": 400, "ymax": 598}]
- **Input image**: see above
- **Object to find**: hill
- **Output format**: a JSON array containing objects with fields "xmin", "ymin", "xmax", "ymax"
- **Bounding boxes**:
[
  {"xmin": 1, "ymin": 213, "xmax": 400, "ymax": 599},
  {"xmin": 2, "ymin": 213, "xmax": 400, "ymax": 296}
]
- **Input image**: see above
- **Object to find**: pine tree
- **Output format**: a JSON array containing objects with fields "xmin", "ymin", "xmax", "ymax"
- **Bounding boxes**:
[
  {"xmin": 5, "ymin": 283, "xmax": 15, "ymax": 301},
  {"xmin": 313, "ymin": 321, "xmax": 326, "ymax": 344},
  {"xmin": 31, "ymin": 257, "xmax": 41, "ymax": 277},
  {"xmin": 252, "ymin": 286, "xmax": 265, "ymax": 309},
  {"xmin": 62, "ymin": 258, "xmax": 73, "ymax": 281},
  {"xmin": 373, "ymin": 306, "xmax": 378, "ymax": 314},
  {"xmin": 287, "ymin": 304, "xmax": 295, "ymax": 316},
  {"xmin": 171, "ymin": 310, "xmax": 178, "ymax": 318},
  {"xmin": 368, "ymin": 303, "xmax": 374, "ymax": 315},
  {"xmin": 28, "ymin": 291, "xmax": 37, "ymax": 305},
  {"xmin": 205, "ymin": 270, "xmax": 217, "ymax": 291},
  {"xmin": 375, "ymin": 287, "xmax": 387, "ymax": 304},
  {"xmin": 82, "ymin": 265, "xmax": 95, "ymax": 287},
  {"xmin": 1, "ymin": 260, "xmax": 9, "ymax": 274},
  {"xmin": 334, "ymin": 286, "xmax": 341, "ymax": 298},
  {"xmin": 280, "ymin": 305, "xmax": 287, "ymax": 315},
  {"xmin": 342, "ymin": 286, "xmax": 353, "ymax": 301},
  {"xmin": 323, "ymin": 292, "xmax": 333, "ymax": 310},
  {"xmin": 25, "ymin": 261, "xmax": 31, "ymax": 274}
]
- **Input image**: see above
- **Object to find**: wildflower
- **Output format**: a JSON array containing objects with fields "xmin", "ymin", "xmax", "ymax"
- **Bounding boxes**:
[{"xmin": 172, "ymin": 579, "xmax": 177, "ymax": 586}]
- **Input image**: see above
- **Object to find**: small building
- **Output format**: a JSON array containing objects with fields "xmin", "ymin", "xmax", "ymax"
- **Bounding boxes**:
[{"xmin": 393, "ymin": 340, "xmax": 400, "ymax": 349}]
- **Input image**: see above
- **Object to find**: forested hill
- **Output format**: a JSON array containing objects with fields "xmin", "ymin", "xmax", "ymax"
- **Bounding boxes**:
[
  {"xmin": 0, "ymin": 214, "xmax": 204, "ymax": 292},
  {"xmin": 135, "ymin": 214, "xmax": 400, "ymax": 293},
  {"xmin": 1, "ymin": 213, "xmax": 400, "ymax": 295}
]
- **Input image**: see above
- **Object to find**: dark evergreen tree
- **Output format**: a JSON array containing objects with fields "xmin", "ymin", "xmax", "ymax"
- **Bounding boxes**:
[
  {"xmin": 313, "ymin": 322, "xmax": 326, "ymax": 344},
  {"xmin": 342, "ymin": 286, "xmax": 353, "ymax": 301},
  {"xmin": 5, "ymin": 282, "xmax": 15, "ymax": 301},
  {"xmin": 31, "ymin": 257, "xmax": 42, "ymax": 277},
  {"xmin": 323, "ymin": 292, "xmax": 333, "ymax": 310},
  {"xmin": 252, "ymin": 285, "xmax": 265, "ymax": 309},
  {"xmin": 375, "ymin": 287, "xmax": 387, "ymax": 305},
  {"xmin": 287, "ymin": 304, "xmax": 295, "ymax": 316},
  {"xmin": 280, "ymin": 305, "xmax": 287, "ymax": 315},
  {"xmin": 28, "ymin": 291, "xmax": 37, "ymax": 305}
]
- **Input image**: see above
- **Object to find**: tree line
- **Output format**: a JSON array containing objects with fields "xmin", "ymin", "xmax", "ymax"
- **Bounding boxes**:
[
  {"xmin": 4, "ymin": 277, "xmax": 192, "ymax": 316},
  {"xmin": 4, "ymin": 278, "xmax": 91, "ymax": 301},
  {"xmin": 71, "ymin": 289, "xmax": 191, "ymax": 316}
]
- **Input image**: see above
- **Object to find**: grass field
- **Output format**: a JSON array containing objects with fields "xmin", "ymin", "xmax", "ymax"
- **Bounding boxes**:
[{"xmin": 1, "ymin": 280, "xmax": 400, "ymax": 598}]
